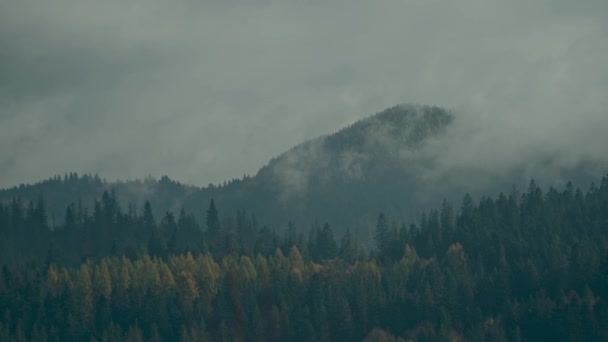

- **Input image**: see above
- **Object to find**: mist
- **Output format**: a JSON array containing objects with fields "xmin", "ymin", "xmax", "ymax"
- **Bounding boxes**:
[{"xmin": 1, "ymin": 0, "xmax": 607, "ymax": 188}]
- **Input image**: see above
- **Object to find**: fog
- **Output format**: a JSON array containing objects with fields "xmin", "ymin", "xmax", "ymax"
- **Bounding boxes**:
[{"xmin": 1, "ymin": 0, "xmax": 607, "ymax": 188}]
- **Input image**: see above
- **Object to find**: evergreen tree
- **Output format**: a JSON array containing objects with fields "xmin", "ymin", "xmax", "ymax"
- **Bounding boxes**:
[
  {"xmin": 206, "ymin": 199, "xmax": 220, "ymax": 236},
  {"xmin": 317, "ymin": 223, "xmax": 338, "ymax": 260},
  {"xmin": 374, "ymin": 213, "xmax": 389, "ymax": 257}
]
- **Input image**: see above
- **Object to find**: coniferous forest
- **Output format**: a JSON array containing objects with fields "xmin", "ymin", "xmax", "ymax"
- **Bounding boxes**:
[
  {"xmin": 3, "ymin": 0, "xmax": 607, "ymax": 340},
  {"xmin": 1, "ymin": 176, "xmax": 608, "ymax": 341}
]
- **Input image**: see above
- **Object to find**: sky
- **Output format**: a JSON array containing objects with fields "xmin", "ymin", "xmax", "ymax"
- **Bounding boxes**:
[{"xmin": 1, "ymin": 0, "xmax": 607, "ymax": 188}]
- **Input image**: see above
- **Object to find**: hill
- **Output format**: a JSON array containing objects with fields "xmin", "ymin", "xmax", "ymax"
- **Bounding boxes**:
[{"xmin": 0, "ymin": 104, "xmax": 603, "ymax": 233}]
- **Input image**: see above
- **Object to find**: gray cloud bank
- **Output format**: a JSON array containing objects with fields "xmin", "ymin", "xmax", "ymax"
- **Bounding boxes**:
[{"xmin": 1, "ymin": 0, "xmax": 607, "ymax": 188}]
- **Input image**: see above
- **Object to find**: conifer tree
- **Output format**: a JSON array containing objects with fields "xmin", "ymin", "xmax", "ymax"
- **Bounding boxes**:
[
  {"xmin": 374, "ymin": 213, "xmax": 389, "ymax": 256},
  {"xmin": 206, "ymin": 199, "xmax": 220, "ymax": 236}
]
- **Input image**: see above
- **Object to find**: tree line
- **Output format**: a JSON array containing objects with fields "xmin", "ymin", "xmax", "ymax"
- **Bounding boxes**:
[{"xmin": 1, "ymin": 176, "xmax": 608, "ymax": 340}]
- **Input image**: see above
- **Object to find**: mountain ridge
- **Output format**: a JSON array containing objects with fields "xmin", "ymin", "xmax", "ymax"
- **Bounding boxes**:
[{"xmin": 0, "ymin": 104, "xmax": 603, "ymax": 233}]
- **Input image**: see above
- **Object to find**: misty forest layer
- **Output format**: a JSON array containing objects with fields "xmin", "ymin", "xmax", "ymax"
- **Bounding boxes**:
[
  {"xmin": 1, "ymin": 176, "xmax": 608, "ymax": 341},
  {"xmin": 1, "ymin": 105, "xmax": 607, "ymax": 341},
  {"xmin": 3, "ymin": 0, "xmax": 608, "ymax": 340},
  {"xmin": 3, "ymin": 105, "xmax": 602, "ymax": 235},
  {"xmin": 0, "ymin": 105, "xmax": 455, "ymax": 231}
]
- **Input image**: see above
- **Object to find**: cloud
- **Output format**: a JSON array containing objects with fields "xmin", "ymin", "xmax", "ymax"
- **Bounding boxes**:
[{"xmin": 0, "ymin": 0, "xmax": 606, "ymax": 188}]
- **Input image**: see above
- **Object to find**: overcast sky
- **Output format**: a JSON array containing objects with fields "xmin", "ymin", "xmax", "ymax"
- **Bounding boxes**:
[{"xmin": 1, "ymin": 0, "xmax": 607, "ymax": 188}]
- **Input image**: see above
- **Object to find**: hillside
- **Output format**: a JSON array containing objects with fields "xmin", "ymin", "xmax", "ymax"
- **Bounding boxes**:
[
  {"xmin": 0, "ymin": 104, "xmax": 603, "ymax": 233},
  {"xmin": 1, "ymin": 171, "xmax": 608, "ymax": 341},
  {"xmin": 0, "ymin": 105, "xmax": 452, "ymax": 229},
  {"xmin": 2, "ymin": 105, "xmax": 608, "ymax": 341}
]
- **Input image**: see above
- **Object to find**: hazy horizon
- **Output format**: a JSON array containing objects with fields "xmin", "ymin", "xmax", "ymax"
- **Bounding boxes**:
[{"xmin": 2, "ymin": 0, "xmax": 607, "ymax": 188}]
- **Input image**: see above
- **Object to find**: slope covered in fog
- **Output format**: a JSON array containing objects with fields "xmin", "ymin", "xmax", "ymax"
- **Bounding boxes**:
[
  {"xmin": 239, "ymin": 105, "xmax": 455, "ymax": 225},
  {"xmin": 0, "ymin": 104, "xmax": 604, "ymax": 233}
]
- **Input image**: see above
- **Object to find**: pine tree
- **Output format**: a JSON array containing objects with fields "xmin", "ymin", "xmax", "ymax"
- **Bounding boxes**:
[
  {"xmin": 93, "ymin": 259, "xmax": 112, "ymax": 300},
  {"xmin": 374, "ymin": 213, "xmax": 389, "ymax": 256},
  {"xmin": 142, "ymin": 201, "xmax": 156, "ymax": 231},
  {"xmin": 72, "ymin": 263, "xmax": 94, "ymax": 334},
  {"xmin": 206, "ymin": 199, "xmax": 220, "ymax": 236},
  {"xmin": 318, "ymin": 224, "xmax": 338, "ymax": 260},
  {"xmin": 176, "ymin": 271, "xmax": 199, "ymax": 316}
]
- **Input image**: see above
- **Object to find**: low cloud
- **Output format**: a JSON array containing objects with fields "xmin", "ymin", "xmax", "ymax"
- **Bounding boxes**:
[{"xmin": 1, "ymin": 0, "xmax": 606, "ymax": 188}]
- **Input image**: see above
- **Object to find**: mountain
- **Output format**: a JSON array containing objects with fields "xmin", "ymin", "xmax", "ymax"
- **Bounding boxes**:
[
  {"xmin": 0, "ymin": 104, "xmax": 603, "ymax": 233},
  {"xmin": 228, "ymin": 104, "xmax": 455, "ymax": 226}
]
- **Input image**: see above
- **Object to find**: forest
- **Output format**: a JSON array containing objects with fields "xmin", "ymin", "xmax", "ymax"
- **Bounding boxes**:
[{"xmin": 1, "ymin": 176, "xmax": 608, "ymax": 341}]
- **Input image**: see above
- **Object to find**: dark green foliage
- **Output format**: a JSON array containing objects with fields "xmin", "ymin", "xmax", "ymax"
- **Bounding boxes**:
[
  {"xmin": 374, "ymin": 213, "xmax": 389, "ymax": 257},
  {"xmin": 206, "ymin": 199, "xmax": 220, "ymax": 236},
  {"xmin": 317, "ymin": 224, "xmax": 338, "ymax": 260},
  {"xmin": 0, "ymin": 175, "xmax": 608, "ymax": 340}
]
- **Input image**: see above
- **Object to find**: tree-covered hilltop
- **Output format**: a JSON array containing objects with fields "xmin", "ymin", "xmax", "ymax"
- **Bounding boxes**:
[
  {"xmin": 1, "ymin": 176, "xmax": 608, "ymax": 341},
  {"xmin": 2, "ymin": 105, "xmax": 603, "ymax": 235},
  {"xmin": 0, "ymin": 105, "xmax": 592, "ymax": 233},
  {"xmin": 2, "ymin": 105, "xmax": 603, "ymax": 234},
  {"xmin": 0, "ymin": 105, "xmax": 456, "ymax": 231},
  {"xmin": 0, "ymin": 173, "xmax": 199, "ymax": 228}
]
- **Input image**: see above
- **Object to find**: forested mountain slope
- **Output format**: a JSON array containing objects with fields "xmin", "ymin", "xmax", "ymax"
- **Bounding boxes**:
[
  {"xmin": 0, "ymin": 104, "xmax": 603, "ymax": 233},
  {"xmin": 1, "ymin": 176, "xmax": 608, "ymax": 340}
]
